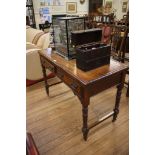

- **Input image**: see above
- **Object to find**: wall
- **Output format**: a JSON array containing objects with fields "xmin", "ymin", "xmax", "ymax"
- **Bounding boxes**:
[
  {"xmin": 102, "ymin": 0, "xmax": 128, "ymax": 20},
  {"xmin": 112, "ymin": 0, "xmax": 129, "ymax": 20},
  {"xmin": 32, "ymin": 0, "xmax": 89, "ymax": 29},
  {"xmin": 32, "ymin": 0, "xmax": 128, "ymax": 28}
]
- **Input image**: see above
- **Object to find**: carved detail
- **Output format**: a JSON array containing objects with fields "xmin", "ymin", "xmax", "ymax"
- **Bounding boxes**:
[
  {"xmin": 39, "ymin": 51, "xmax": 128, "ymax": 141},
  {"xmin": 112, "ymin": 84, "xmax": 122, "ymax": 122},
  {"xmin": 82, "ymin": 105, "xmax": 89, "ymax": 141}
]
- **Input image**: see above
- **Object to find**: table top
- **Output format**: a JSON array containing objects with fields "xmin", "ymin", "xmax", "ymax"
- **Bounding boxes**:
[{"xmin": 39, "ymin": 48, "xmax": 128, "ymax": 85}]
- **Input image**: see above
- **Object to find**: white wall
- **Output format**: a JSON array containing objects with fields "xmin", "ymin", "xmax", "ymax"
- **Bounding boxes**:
[
  {"xmin": 32, "ymin": 0, "xmax": 89, "ymax": 28},
  {"xmin": 103, "ymin": 0, "xmax": 128, "ymax": 20},
  {"xmin": 113, "ymin": 0, "xmax": 129, "ymax": 20},
  {"xmin": 32, "ymin": 0, "xmax": 128, "ymax": 28}
]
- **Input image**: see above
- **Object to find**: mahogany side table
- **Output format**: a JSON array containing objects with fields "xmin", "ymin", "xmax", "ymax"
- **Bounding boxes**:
[{"xmin": 39, "ymin": 48, "xmax": 128, "ymax": 141}]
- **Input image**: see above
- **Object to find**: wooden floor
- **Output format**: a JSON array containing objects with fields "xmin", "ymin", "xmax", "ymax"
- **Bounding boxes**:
[{"xmin": 27, "ymin": 77, "xmax": 129, "ymax": 155}]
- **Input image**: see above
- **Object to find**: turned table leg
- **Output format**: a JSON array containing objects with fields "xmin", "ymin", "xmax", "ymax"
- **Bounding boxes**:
[
  {"xmin": 79, "ymin": 96, "xmax": 90, "ymax": 141},
  {"xmin": 41, "ymin": 65, "xmax": 49, "ymax": 96},
  {"xmin": 82, "ymin": 104, "xmax": 89, "ymax": 141},
  {"xmin": 112, "ymin": 84, "xmax": 123, "ymax": 122},
  {"xmin": 112, "ymin": 72, "xmax": 126, "ymax": 122}
]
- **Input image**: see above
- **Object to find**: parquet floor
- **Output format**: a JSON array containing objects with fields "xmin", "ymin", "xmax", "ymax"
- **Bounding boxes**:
[{"xmin": 27, "ymin": 77, "xmax": 129, "ymax": 155}]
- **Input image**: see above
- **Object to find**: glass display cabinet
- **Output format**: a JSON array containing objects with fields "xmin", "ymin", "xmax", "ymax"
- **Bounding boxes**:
[
  {"xmin": 53, "ymin": 17, "xmax": 86, "ymax": 59},
  {"xmin": 26, "ymin": 0, "xmax": 36, "ymax": 28}
]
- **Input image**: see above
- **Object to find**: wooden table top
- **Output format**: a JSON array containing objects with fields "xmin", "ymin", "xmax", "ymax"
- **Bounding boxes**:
[{"xmin": 39, "ymin": 48, "xmax": 128, "ymax": 85}]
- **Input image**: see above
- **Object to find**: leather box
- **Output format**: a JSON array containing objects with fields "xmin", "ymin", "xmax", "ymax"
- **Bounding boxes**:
[{"xmin": 76, "ymin": 42, "xmax": 111, "ymax": 71}]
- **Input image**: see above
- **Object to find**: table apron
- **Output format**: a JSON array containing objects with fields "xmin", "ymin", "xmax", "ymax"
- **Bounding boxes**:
[
  {"xmin": 40, "ymin": 55, "xmax": 124, "ymax": 99},
  {"xmin": 86, "ymin": 71, "xmax": 123, "ymax": 97}
]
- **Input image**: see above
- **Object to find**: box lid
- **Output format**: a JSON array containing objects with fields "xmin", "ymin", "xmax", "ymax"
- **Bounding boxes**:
[{"xmin": 71, "ymin": 28, "xmax": 102, "ymax": 46}]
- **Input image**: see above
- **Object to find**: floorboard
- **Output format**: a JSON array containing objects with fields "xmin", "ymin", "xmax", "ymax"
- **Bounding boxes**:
[{"xmin": 27, "ymin": 77, "xmax": 129, "ymax": 155}]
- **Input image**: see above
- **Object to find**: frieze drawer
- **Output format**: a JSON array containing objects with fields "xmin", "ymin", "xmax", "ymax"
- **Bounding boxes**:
[{"xmin": 56, "ymin": 68, "xmax": 81, "ymax": 94}]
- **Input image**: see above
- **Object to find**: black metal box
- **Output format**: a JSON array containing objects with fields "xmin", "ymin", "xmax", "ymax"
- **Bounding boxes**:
[{"xmin": 76, "ymin": 42, "xmax": 111, "ymax": 71}]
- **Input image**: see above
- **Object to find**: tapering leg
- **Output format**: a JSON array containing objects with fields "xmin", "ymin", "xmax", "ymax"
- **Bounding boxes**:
[
  {"xmin": 82, "ymin": 104, "xmax": 89, "ymax": 141},
  {"xmin": 42, "ymin": 65, "xmax": 49, "ymax": 96},
  {"xmin": 112, "ymin": 83, "xmax": 123, "ymax": 122}
]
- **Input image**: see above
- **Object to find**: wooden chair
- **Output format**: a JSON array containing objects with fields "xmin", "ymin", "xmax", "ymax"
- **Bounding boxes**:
[
  {"xmin": 111, "ymin": 25, "xmax": 127, "ymax": 60},
  {"xmin": 111, "ymin": 24, "xmax": 129, "ymax": 97}
]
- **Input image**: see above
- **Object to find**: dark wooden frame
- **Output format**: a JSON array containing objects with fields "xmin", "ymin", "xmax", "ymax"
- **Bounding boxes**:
[{"xmin": 39, "ymin": 49, "xmax": 128, "ymax": 141}]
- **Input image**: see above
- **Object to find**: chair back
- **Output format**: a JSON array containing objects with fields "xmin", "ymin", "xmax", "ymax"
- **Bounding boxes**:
[{"xmin": 111, "ymin": 25, "xmax": 126, "ymax": 54}]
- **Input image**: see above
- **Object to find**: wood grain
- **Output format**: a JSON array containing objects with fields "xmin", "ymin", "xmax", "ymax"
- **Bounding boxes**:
[
  {"xmin": 39, "ymin": 49, "xmax": 128, "ymax": 85},
  {"xmin": 27, "ymin": 77, "xmax": 129, "ymax": 155}
]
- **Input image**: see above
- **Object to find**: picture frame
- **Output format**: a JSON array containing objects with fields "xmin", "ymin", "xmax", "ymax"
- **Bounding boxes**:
[
  {"xmin": 66, "ymin": 2, "xmax": 77, "ymax": 13},
  {"xmin": 105, "ymin": 0, "xmax": 113, "ymax": 9},
  {"xmin": 122, "ymin": 0, "xmax": 128, "ymax": 13}
]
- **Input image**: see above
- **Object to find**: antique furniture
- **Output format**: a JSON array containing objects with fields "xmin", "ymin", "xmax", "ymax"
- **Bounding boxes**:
[
  {"xmin": 39, "ymin": 22, "xmax": 52, "ymax": 32},
  {"xmin": 89, "ymin": 0, "xmax": 103, "ymax": 15},
  {"xmin": 26, "ymin": 0, "xmax": 36, "ymax": 28},
  {"xmin": 84, "ymin": 15, "xmax": 97, "ymax": 29},
  {"xmin": 71, "ymin": 28, "xmax": 102, "ymax": 47},
  {"xmin": 117, "ymin": 11, "xmax": 129, "ymax": 26},
  {"xmin": 26, "ymin": 26, "xmax": 44, "ymax": 45},
  {"xmin": 51, "ymin": 14, "xmax": 66, "ymax": 24},
  {"xmin": 53, "ymin": 17, "xmax": 85, "ymax": 59},
  {"xmin": 26, "ymin": 132, "xmax": 40, "ymax": 155},
  {"xmin": 110, "ymin": 25, "xmax": 129, "ymax": 97},
  {"xmin": 110, "ymin": 23, "xmax": 129, "ymax": 97},
  {"xmin": 111, "ymin": 25, "xmax": 128, "ymax": 61},
  {"xmin": 71, "ymin": 28, "xmax": 104, "ymax": 70},
  {"xmin": 26, "ymin": 26, "xmax": 51, "ymax": 50},
  {"xmin": 102, "ymin": 14, "xmax": 115, "ymax": 24},
  {"xmin": 26, "ymin": 33, "xmax": 54, "ymax": 86},
  {"xmin": 120, "ymin": 11, "xmax": 129, "ymax": 63},
  {"xmin": 39, "ymin": 48, "xmax": 128, "ymax": 141},
  {"xmin": 76, "ymin": 42, "xmax": 111, "ymax": 71},
  {"xmin": 111, "ymin": 11, "xmax": 129, "ymax": 62}
]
